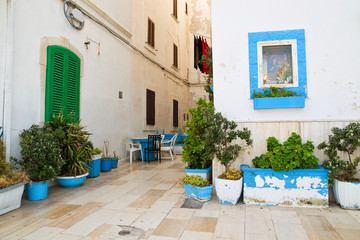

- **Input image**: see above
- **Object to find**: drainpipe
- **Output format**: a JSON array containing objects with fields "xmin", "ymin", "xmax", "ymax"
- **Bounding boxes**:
[{"xmin": 3, "ymin": 0, "xmax": 15, "ymax": 161}]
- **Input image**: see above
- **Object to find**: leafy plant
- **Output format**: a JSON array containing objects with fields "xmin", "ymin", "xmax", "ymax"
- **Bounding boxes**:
[
  {"xmin": 47, "ymin": 113, "xmax": 94, "ymax": 176},
  {"xmin": 13, "ymin": 124, "xmax": 64, "ymax": 181},
  {"xmin": 252, "ymin": 133, "xmax": 319, "ymax": 172},
  {"xmin": 182, "ymin": 98, "xmax": 215, "ymax": 169},
  {"xmin": 93, "ymin": 148, "xmax": 102, "ymax": 155},
  {"xmin": 181, "ymin": 175, "xmax": 210, "ymax": 187},
  {"xmin": 253, "ymin": 86, "xmax": 297, "ymax": 98},
  {"xmin": 218, "ymin": 168, "xmax": 243, "ymax": 180},
  {"xmin": 318, "ymin": 122, "xmax": 360, "ymax": 183},
  {"xmin": 202, "ymin": 47, "xmax": 213, "ymax": 102},
  {"xmin": 207, "ymin": 111, "xmax": 253, "ymax": 173},
  {"xmin": 0, "ymin": 139, "xmax": 28, "ymax": 189}
]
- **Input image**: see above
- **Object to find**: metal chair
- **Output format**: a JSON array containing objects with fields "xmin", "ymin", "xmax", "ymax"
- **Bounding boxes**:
[
  {"xmin": 145, "ymin": 134, "xmax": 162, "ymax": 162},
  {"xmin": 161, "ymin": 133, "xmax": 178, "ymax": 161},
  {"xmin": 129, "ymin": 140, "xmax": 143, "ymax": 163}
]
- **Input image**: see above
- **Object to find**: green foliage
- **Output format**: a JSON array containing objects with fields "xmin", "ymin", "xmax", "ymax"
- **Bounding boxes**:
[
  {"xmin": 47, "ymin": 113, "xmax": 94, "ymax": 177},
  {"xmin": 0, "ymin": 139, "xmax": 28, "ymax": 189},
  {"xmin": 218, "ymin": 168, "xmax": 243, "ymax": 180},
  {"xmin": 253, "ymin": 86, "xmax": 296, "ymax": 98},
  {"xmin": 93, "ymin": 148, "xmax": 102, "ymax": 155},
  {"xmin": 13, "ymin": 124, "xmax": 64, "ymax": 181},
  {"xmin": 252, "ymin": 133, "xmax": 319, "ymax": 172},
  {"xmin": 182, "ymin": 98, "xmax": 215, "ymax": 169},
  {"xmin": 207, "ymin": 112, "xmax": 253, "ymax": 172},
  {"xmin": 318, "ymin": 122, "xmax": 360, "ymax": 183},
  {"xmin": 181, "ymin": 175, "xmax": 210, "ymax": 187}
]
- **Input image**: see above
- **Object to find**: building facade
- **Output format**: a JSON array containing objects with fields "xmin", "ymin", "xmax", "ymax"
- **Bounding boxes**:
[
  {"xmin": 212, "ymin": 0, "xmax": 360, "ymax": 177},
  {"xmin": 0, "ymin": 0, "xmax": 211, "ymax": 160}
]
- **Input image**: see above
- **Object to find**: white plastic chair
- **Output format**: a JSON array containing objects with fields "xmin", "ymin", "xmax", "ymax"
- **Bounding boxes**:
[
  {"xmin": 161, "ymin": 134, "xmax": 178, "ymax": 160},
  {"xmin": 129, "ymin": 140, "xmax": 143, "ymax": 163}
]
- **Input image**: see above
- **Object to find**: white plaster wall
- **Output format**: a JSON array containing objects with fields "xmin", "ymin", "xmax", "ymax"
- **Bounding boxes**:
[
  {"xmin": 212, "ymin": 0, "xmax": 360, "ymax": 122},
  {"xmin": 0, "ymin": 0, "xmax": 7, "ymax": 127},
  {"xmin": 7, "ymin": 0, "xmax": 133, "ymax": 158},
  {"xmin": 211, "ymin": 0, "xmax": 360, "ymax": 179}
]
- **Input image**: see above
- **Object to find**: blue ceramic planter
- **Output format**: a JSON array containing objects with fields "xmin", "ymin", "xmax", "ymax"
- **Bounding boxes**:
[
  {"xmin": 184, "ymin": 184, "xmax": 213, "ymax": 202},
  {"xmin": 88, "ymin": 159, "xmax": 101, "ymax": 178},
  {"xmin": 184, "ymin": 166, "xmax": 212, "ymax": 181},
  {"xmin": 26, "ymin": 181, "xmax": 49, "ymax": 201},
  {"xmin": 112, "ymin": 158, "xmax": 119, "ymax": 168},
  {"xmin": 101, "ymin": 159, "xmax": 112, "ymax": 172},
  {"xmin": 56, "ymin": 173, "xmax": 88, "ymax": 188}
]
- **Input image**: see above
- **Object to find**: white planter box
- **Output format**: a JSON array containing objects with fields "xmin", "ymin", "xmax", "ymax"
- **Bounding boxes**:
[
  {"xmin": 215, "ymin": 177, "xmax": 243, "ymax": 205},
  {"xmin": 334, "ymin": 179, "xmax": 360, "ymax": 209},
  {"xmin": 0, "ymin": 182, "xmax": 26, "ymax": 215}
]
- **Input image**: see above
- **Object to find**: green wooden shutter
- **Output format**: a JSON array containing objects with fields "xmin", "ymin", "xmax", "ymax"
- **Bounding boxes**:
[{"xmin": 45, "ymin": 45, "xmax": 80, "ymax": 122}]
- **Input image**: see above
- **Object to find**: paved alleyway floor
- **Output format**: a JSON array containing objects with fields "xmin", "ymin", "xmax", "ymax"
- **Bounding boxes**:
[{"xmin": 1, "ymin": 156, "xmax": 360, "ymax": 240}]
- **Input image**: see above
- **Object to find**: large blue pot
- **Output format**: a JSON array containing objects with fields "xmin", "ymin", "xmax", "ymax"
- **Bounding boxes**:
[
  {"xmin": 56, "ymin": 173, "xmax": 88, "ymax": 188},
  {"xmin": 112, "ymin": 158, "xmax": 119, "ymax": 168},
  {"xmin": 87, "ymin": 159, "xmax": 101, "ymax": 177},
  {"xmin": 101, "ymin": 159, "xmax": 112, "ymax": 172},
  {"xmin": 26, "ymin": 181, "xmax": 49, "ymax": 201}
]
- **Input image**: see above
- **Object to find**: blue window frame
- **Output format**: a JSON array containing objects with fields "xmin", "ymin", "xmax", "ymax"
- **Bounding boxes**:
[{"xmin": 248, "ymin": 29, "xmax": 307, "ymax": 99}]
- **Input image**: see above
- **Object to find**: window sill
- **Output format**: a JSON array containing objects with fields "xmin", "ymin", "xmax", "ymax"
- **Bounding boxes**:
[
  {"xmin": 253, "ymin": 96, "xmax": 305, "ymax": 109},
  {"xmin": 172, "ymin": 65, "xmax": 179, "ymax": 71},
  {"xmin": 144, "ymin": 44, "xmax": 156, "ymax": 55},
  {"xmin": 171, "ymin": 14, "xmax": 178, "ymax": 23}
]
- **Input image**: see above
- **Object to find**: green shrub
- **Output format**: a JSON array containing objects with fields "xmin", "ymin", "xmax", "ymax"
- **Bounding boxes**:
[
  {"xmin": 182, "ymin": 98, "xmax": 215, "ymax": 169},
  {"xmin": 253, "ymin": 86, "xmax": 296, "ymax": 98},
  {"xmin": 318, "ymin": 122, "xmax": 360, "ymax": 183},
  {"xmin": 13, "ymin": 124, "xmax": 64, "ymax": 181},
  {"xmin": 0, "ymin": 139, "xmax": 28, "ymax": 189},
  {"xmin": 252, "ymin": 133, "xmax": 319, "ymax": 172}
]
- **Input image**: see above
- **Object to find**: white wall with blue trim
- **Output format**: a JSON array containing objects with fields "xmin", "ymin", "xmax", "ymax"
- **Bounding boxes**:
[{"xmin": 212, "ymin": 0, "xmax": 360, "ymax": 177}]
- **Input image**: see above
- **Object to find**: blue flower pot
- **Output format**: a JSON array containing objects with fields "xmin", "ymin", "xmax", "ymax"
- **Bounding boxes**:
[
  {"xmin": 87, "ymin": 159, "xmax": 101, "ymax": 177},
  {"xmin": 56, "ymin": 173, "xmax": 88, "ymax": 188},
  {"xmin": 100, "ymin": 159, "xmax": 112, "ymax": 172},
  {"xmin": 112, "ymin": 158, "xmax": 119, "ymax": 168},
  {"xmin": 26, "ymin": 181, "xmax": 49, "ymax": 201},
  {"xmin": 184, "ymin": 184, "xmax": 213, "ymax": 202}
]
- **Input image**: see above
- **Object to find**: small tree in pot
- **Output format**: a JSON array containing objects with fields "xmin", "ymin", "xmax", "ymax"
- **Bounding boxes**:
[
  {"xmin": 318, "ymin": 122, "xmax": 360, "ymax": 209},
  {"xmin": 208, "ymin": 111, "xmax": 252, "ymax": 205}
]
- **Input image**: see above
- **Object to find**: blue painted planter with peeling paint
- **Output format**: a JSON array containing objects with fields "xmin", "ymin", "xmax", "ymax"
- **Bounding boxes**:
[
  {"xmin": 184, "ymin": 184, "xmax": 213, "ymax": 202},
  {"xmin": 242, "ymin": 167, "xmax": 329, "ymax": 208}
]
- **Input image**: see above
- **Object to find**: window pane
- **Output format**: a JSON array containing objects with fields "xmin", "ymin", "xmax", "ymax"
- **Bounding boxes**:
[{"xmin": 262, "ymin": 45, "xmax": 293, "ymax": 85}]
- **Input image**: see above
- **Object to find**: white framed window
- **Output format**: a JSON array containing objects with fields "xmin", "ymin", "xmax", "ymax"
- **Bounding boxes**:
[{"xmin": 257, "ymin": 40, "xmax": 298, "ymax": 88}]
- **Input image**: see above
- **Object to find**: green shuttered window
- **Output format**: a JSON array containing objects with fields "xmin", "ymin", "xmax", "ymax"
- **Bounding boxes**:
[{"xmin": 45, "ymin": 45, "xmax": 80, "ymax": 122}]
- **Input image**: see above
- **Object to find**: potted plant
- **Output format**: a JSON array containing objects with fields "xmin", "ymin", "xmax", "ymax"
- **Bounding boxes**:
[
  {"xmin": 13, "ymin": 124, "xmax": 64, "ymax": 200},
  {"xmin": 318, "ymin": 122, "xmax": 360, "ymax": 209},
  {"xmin": 101, "ymin": 140, "xmax": 112, "ymax": 172},
  {"xmin": 209, "ymin": 111, "xmax": 253, "ymax": 205},
  {"xmin": 112, "ymin": 151, "xmax": 119, "ymax": 168},
  {"xmin": 244, "ymin": 133, "xmax": 329, "ymax": 208},
  {"xmin": 180, "ymin": 175, "xmax": 213, "ymax": 202},
  {"xmin": 87, "ymin": 148, "xmax": 102, "ymax": 178},
  {"xmin": 0, "ymin": 139, "xmax": 28, "ymax": 215},
  {"xmin": 182, "ymin": 98, "xmax": 215, "ymax": 181},
  {"xmin": 47, "ymin": 114, "xmax": 93, "ymax": 187}
]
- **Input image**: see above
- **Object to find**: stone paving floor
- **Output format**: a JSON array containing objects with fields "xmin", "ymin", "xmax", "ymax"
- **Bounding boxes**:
[{"xmin": 1, "ymin": 156, "xmax": 360, "ymax": 240}]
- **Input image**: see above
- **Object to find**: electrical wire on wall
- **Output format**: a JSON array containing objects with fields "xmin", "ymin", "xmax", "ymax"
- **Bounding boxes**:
[{"xmin": 62, "ymin": 0, "xmax": 197, "ymax": 86}]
